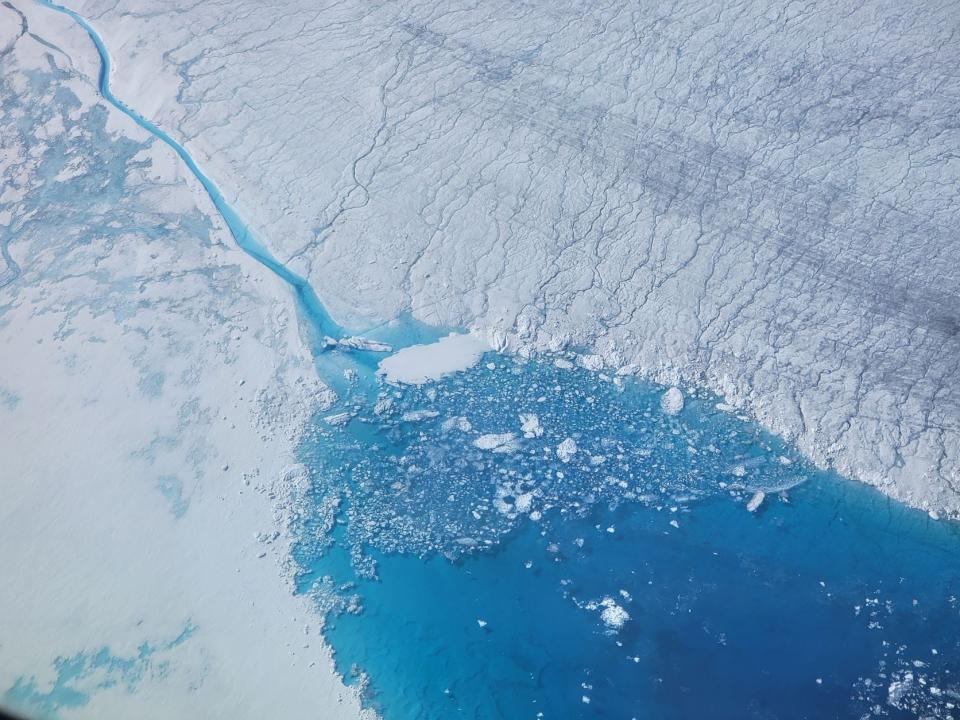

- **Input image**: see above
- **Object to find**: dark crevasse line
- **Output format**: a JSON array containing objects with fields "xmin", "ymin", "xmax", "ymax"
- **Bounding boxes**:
[{"xmin": 35, "ymin": 0, "xmax": 353, "ymax": 353}]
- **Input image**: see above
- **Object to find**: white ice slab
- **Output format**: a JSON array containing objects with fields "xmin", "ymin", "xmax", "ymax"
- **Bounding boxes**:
[{"xmin": 378, "ymin": 333, "xmax": 490, "ymax": 385}]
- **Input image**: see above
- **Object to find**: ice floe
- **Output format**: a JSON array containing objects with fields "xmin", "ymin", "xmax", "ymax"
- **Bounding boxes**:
[{"xmin": 378, "ymin": 333, "xmax": 490, "ymax": 385}]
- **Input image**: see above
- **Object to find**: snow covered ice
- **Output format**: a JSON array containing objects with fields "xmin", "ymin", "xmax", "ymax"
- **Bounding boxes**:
[{"xmin": 2, "ymin": 0, "xmax": 960, "ymax": 718}]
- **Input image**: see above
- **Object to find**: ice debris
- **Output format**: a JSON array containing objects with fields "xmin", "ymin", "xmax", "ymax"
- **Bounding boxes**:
[
  {"xmin": 324, "ymin": 336, "xmax": 393, "ymax": 352},
  {"xmin": 557, "ymin": 437, "xmax": 578, "ymax": 462},
  {"xmin": 747, "ymin": 490, "xmax": 766, "ymax": 513},
  {"xmin": 401, "ymin": 409, "xmax": 439, "ymax": 422},
  {"xmin": 473, "ymin": 433, "xmax": 520, "ymax": 453},
  {"xmin": 442, "ymin": 416, "xmax": 473, "ymax": 432},
  {"xmin": 599, "ymin": 597, "xmax": 630, "ymax": 630},
  {"xmin": 519, "ymin": 413, "xmax": 543, "ymax": 438},
  {"xmin": 324, "ymin": 412, "xmax": 352, "ymax": 427},
  {"xmin": 661, "ymin": 387, "xmax": 684, "ymax": 415}
]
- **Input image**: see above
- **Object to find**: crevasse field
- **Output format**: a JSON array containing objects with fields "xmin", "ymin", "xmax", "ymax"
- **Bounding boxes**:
[{"xmin": 1, "ymin": 1, "xmax": 958, "ymax": 719}]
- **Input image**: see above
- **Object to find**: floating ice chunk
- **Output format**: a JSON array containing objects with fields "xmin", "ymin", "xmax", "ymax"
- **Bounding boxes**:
[
  {"xmin": 401, "ymin": 409, "xmax": 439, "ymax": 423},
  {"xmin": 474, "ymin": 433, "xmax": 520, "ymax": 453},
  {"xmin": 514, "ymin": 492, "xmax": 534, "ymax": 514},
  {"xmin": 519, "ymin": 413, "xmax": 543, "ymax": 438},
  {"xmin": 327, "ymin": 335, "xmax": 393, "ymax": 352},
  {"xmin": 553, "ymin": 358, "xmax": 574, "ymax": 370},
  {"xmin": 661, "ymin": 387, "xmax": 684, "ymax": 415},
  {"xmin": 887, "ymin": 671, "xmax": 914, "ymax": 707},
  {"xmin": 599, "ymin": 597, "xmax": 630, "ymax": 630},
  {"xmin": 669, "ymin": 519, "xmax": 679, "ymax": 529},
  {"xmin": 476, "ymin": 619, "xmax": 488, "ymax": 628},
  {"xmin": 378, "ymin": 333, "xmax": 490, "ymax": 384},
  {"xmin": 324, "ymin": 412, "xmax": 352, "ymax": 427},
  {"xmin": 747, "ymin": 490, "xmax": 766, "ymax": 512},
  {"xmin": 557, "ymin": 438, "xmax": 578, "ymax": 462},
  {"xmin": 373, "ymin": 396, "xmax": 393, "ymax": 415},
  {"xmin": 732, "ymin": 464, "xmax": 747, "ymax": 478},
  {"xmin": 579, "ymin": 354, "xmax": 604, "ymax": 371},
  {"xmin": 442, "ymin": 416, "xmax": 473, "ymax": 432}
]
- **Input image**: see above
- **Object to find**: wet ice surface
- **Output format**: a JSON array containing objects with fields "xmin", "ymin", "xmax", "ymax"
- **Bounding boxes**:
[{"xmin": 292, "ymin": 357, "xmax": 960, "ymax": 719}]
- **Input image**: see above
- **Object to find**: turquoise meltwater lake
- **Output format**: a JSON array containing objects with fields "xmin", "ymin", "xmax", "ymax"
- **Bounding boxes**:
[{"xmin": 292, "ymin": 355, "xmax": 960, "ymax": 720}]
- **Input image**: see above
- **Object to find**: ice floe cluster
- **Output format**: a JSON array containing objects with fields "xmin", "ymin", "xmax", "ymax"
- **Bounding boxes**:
[{"xmin": 292, "ymin": 357, "xmax": 809, "ymax": 566}]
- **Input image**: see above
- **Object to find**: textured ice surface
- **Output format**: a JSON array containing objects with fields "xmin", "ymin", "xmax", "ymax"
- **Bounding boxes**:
[{"xmin": 65, "ymin": 0, "xmax": 960, "ymax": 514}]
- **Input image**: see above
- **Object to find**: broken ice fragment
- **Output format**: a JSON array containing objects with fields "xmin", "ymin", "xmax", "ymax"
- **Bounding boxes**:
[
  {"xmin": 599, "ymin": 597, "xmax": 630, "ymax": 630},
  {"xmin": 401, "ymin": 409, "xmax": 439, "ymax": 422},
  {"xmin": 473, "ymin": 433, "xmax": 520, "ymax": 453},
  {"xmin": 327, "ymin": 336, "xmax": 393, "ymax": 352},
  {"xmin": 557, "ymin": 437, "xmax": 578, "ymax": 462},
  {"xmin": 661, "ymin": 386, "xmax": 684, "ymax": 415},
  {"xmin": 519, "ymin": 413, "xmax": 543, "ymax": 438},
  {"xmin": 324, "ymin": 412, "xmax": 353, "ymax": 427}
]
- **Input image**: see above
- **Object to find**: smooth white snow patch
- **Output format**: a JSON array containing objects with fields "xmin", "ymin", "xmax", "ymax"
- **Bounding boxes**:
[{"xmin": 377, "ymin": 333, "xmax": 490, "ymax": 385}]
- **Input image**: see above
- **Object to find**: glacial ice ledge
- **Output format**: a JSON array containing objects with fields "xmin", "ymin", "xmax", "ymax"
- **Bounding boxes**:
[{"xmin": 71, "ymin": 0, "xmax": 960, "ymax": 515}]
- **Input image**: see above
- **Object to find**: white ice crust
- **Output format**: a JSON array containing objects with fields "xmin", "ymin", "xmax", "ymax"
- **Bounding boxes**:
[
  {"xmin": 378, "ymin": 332, "xmax": 490, "ymax": 385},
  {"xmin": 53, "ymin": 0, "xmax": 960, "ymax": 516}
]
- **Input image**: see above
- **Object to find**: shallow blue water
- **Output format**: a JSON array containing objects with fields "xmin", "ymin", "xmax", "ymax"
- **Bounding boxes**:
[{"xmin": 294, "ymin": 357, "xmax": 960, "ymax": 720}]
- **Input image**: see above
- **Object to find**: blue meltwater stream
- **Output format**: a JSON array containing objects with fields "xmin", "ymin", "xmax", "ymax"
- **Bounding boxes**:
[{"xmin": 40, "ymin": 3, "xmax": 960, "ymax": 719}]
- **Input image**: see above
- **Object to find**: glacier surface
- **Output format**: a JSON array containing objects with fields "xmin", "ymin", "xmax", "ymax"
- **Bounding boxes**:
[{"xmin": 60, "ymin": 0, "xmax": 960, "ymax": 514}]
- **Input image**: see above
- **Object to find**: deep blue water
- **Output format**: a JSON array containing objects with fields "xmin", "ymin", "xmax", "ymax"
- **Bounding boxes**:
[{"xmin": 293, "ymin": 357, "xmax": 960, "ymax": 720}]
